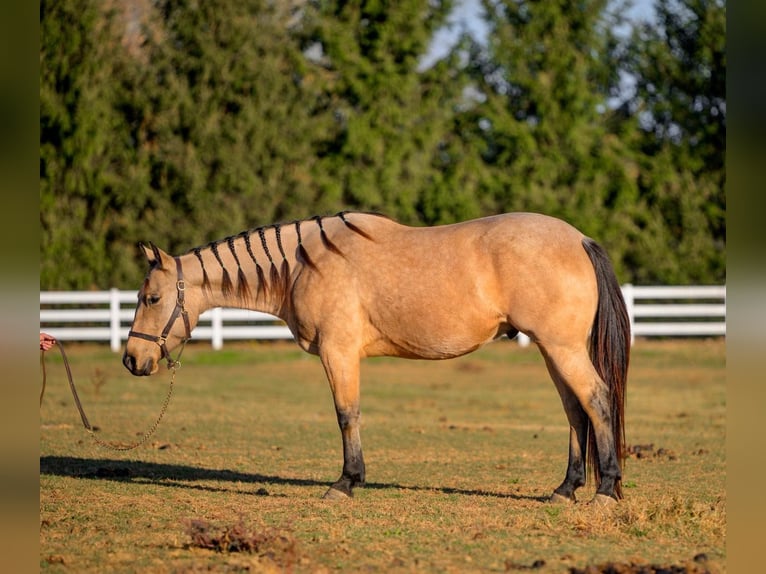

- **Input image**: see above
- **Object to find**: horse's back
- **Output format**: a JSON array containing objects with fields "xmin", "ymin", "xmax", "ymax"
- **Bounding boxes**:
[{"xmin": 356, "ymin": 212, "xmax": 592, "ymax": 288}]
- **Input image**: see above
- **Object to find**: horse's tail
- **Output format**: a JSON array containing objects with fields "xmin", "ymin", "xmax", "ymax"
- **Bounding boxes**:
[{"xmin": 581, "ymin": 238, "xmax": 630, "ymax": 499}]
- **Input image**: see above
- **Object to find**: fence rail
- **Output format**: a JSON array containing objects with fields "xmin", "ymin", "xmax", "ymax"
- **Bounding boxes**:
[{"xmin": 40, "ymin": 285, "xmax": 725, "ymax": 352}]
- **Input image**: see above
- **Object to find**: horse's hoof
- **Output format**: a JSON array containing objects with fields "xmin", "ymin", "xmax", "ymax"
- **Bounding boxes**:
[
  {"xmin": 589, "ymin": 493, "xmax": 618, "ymax": 509},
  {"xmin": 549, "ymin": 492, "xmax": 575, "ymax": 504},
  {"xmin": 322, "ymin": 487, "xmax": 352, "ymax": 500}
]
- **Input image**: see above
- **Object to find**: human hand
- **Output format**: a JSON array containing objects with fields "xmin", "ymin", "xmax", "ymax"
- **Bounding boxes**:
[{"xmin": 40, "ymin": 332, "xmax": 57, "ymax": 351}]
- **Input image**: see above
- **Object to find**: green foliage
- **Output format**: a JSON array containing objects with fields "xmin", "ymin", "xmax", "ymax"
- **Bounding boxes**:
[
  {"xmin": 41, "ymin": 0, "xmax": 335, "ymax": 289},
  {"xmin": 40, "ymin": 0, "xmax": 124, "ymax": 289},
  {"xmin": 461, "ymin": 0, "xmax": 643, "ymax": 278},
  {"xmin": 40, "ymin": 0, "xmax": 725, "ymax": 289},
  {"xmin": 619, "ymin": 0, "xmax": 726, "ymax": 283},
  {"xmin": 303, "ymin": 0, "xmax": 475, "ymax": 224}
]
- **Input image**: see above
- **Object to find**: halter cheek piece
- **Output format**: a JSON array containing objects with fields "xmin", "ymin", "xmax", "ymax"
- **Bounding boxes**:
[{"xmin": 128, "ymin": 257, "xmax": 192, "ymax": 370}]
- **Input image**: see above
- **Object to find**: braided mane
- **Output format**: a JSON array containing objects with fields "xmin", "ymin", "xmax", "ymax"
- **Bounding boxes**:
[{"xmin": 187, "ymin": 211, "xmax": 387, "ymax": 305}]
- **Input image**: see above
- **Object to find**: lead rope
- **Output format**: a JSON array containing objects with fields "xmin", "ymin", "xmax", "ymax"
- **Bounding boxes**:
[{"xmin": 40, "ymin": 339, "xmax": 175, "ymax": 451}]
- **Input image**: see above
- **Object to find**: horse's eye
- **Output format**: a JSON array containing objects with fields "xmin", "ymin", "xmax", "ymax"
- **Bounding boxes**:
[{"xmin": 147, "ymin": 295, "xmax": 161, "ymax": 305}]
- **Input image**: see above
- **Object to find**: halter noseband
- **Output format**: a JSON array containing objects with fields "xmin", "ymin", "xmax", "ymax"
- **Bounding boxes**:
[{"xmin": 128, "ymin": 257, "xmax": 192, "ymax": 370}]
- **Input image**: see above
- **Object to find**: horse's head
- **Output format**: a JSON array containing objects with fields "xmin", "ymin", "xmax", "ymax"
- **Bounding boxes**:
[{"xmin": 123, "ymin": 243, "xmax": 197, "ymax": 376}]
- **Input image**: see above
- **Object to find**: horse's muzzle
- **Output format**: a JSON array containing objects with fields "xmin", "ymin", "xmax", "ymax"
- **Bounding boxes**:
[{"xmin": 122, "ymin": 352, "xmax": 155, "ymax": 376}]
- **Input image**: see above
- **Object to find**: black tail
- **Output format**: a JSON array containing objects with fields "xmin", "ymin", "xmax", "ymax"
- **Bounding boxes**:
[{"xmin": 582, "ymin": 238, "xmax": 630, "ymax": 498}]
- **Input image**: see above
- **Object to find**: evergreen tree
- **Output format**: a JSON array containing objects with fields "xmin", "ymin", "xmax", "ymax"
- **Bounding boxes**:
[
  {"xmin": 41, "ymin": 0, "xmax": 333, "ymax": 288},
  {"xmin": 301, "ymin": 0, "xmax": 476, "ymax": 224},
  {"xmin": 40, "ymin": 0, "xmax": 726, "ymax": 289},
  {"xmin": 40, "ymin": 0, "xmax": 130, "ymax": 289},
  {"xmin": 460, "ymin": 0, "xmax": 640, "ymax": 278},
  {"xmin": 620, "ymin": 0, "xmax": 725, "ymax": 283}
]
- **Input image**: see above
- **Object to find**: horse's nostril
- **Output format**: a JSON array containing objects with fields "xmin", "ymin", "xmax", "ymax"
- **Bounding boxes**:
[
  {"xmin": 122, "ymin": 353, "xmax": 136, "ymax": 373},
  {"xmin": 141, "ymin": 358, "xmax": 154, "ymax": 375}
]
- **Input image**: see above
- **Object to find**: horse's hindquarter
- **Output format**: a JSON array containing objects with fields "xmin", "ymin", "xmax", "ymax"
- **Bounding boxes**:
[
  {"xmin": 474, "ymin": 213, "xmax": 599, "ymax": 346},
  {"xmin": 290, "ymin": 213, "xmax": 597, "ymax": 358}
]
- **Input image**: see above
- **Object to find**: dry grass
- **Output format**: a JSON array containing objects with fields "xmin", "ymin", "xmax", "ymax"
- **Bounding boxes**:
[{"xmin": 40, "ymin": 339, "xmax": 725, "ymax": 572}]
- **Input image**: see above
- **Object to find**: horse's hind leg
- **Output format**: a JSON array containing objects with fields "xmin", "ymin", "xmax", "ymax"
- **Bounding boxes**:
[
  {"xmin": 540, "ymin": 344, "xmax": 622, "ymax": 504},
  {"xmin": 546, "ymin": 372, "xmax": 589, "ymax": 503},
  {"xmin": 319, "ymin": 348, "xmax": 365, "ymax": 499}
]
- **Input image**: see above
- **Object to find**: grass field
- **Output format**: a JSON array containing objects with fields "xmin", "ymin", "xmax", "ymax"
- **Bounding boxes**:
[{"xmin": 39, "ymin": 338, "xmax": 725, "ymax": 573}]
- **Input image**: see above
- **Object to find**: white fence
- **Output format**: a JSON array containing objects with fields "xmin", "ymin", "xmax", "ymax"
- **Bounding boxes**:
[{"xmin": 40, "ymin": 285, "xmax": 725, "ymax": 352}]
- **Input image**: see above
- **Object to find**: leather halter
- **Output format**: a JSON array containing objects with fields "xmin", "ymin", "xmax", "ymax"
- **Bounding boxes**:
[{"xmin": 128, "ymin": 257, "xmax": 192, "ymax": 369}]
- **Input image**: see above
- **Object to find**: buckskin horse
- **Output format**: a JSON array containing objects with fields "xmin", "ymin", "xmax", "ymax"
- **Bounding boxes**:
[{"xmin": 123, "ymin": 211, "xmax": 629, "ymax": 506}]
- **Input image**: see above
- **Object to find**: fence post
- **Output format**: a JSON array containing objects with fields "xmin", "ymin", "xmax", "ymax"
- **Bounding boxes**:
[
  {"xmin": 517, "ymin": 332, "xmax": 530, "ymax": 347},
  {"xmin": 622, "ymin": 283, "xmax": 635, "ymax": 346},
  {"xmin": 212, "ymin": 307, "xmax": 223, "ymax": 350},
  {"xmin": 110, "ymin": 288, "xmax": 122, "ymax": 352}
]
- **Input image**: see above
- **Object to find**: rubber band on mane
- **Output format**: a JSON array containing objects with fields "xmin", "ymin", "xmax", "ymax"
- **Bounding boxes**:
[
  {"xmin": 338, "ymin": 211, "xmax": 375, "ymax": 240},
  {"xmin": 241, "ymin": 230, "xmax": 269, "ymax": 302},
  {"xmin": 193, "ymin": 248, "xmax": 212, "ymax": 297},
  {"xmin": 274, "ymin": 225, "xmax": 291, "ymax": 298},
  {"xmin": 258, "ymin": 227, "xmax": 283, "ymax": 303},
  {"xmin": 295, "ymin": 220, "xmax": 317, "ymax": 270},
  {"xmin": 311, "ymin": 215, "xmax": 343, "ymax": 255},
  {"xmin": 209, "ymin": 241, "xmax": 233, "ymax": 298},
  {"xmin": 227, "ymin": 236, "xmax": 252, "ymax": 305}
]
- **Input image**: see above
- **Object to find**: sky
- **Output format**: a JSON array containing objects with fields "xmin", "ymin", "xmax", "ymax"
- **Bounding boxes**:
[{"xmin": 422, "ymin": 0, "xmax": 656, "ymax": 69}]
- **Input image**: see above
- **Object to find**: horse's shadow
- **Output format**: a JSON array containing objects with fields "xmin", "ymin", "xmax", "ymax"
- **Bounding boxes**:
[{"xmin": 39, "ymin": 455, "xmax": 546, "ymax": 502}]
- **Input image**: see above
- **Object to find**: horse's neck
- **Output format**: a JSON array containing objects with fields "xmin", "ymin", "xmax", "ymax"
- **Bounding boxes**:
[{"xmin": 181, "ymin": 223, "xmax": 304, "ymax": 319}]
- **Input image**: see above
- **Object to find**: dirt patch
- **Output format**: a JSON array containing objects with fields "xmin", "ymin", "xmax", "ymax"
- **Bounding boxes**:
[
  {"xmin": 569, "ymin": 553, "xmax": 714, "ymax": 573},
  {"xmin": 185, "ymin": 518, "xmax": 299, "ymax": 568},
  {"xmin": 626, "ymin": 444, "xmax": 678, "ymax": 461},
  {"xmin": 505, "ymin": 558, "xmax": 547, "ymax": 570}
]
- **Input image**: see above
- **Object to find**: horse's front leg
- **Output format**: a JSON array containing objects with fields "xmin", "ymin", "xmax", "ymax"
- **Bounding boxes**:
[{"xmin": 319, "ymin": 348, "xmax": 365, "ymax": 499}]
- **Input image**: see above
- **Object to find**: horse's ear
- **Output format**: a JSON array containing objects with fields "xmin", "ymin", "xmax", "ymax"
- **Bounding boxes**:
[{"xmin": 139, "ymin": 242, "xmax": 170, "ymax": 270}]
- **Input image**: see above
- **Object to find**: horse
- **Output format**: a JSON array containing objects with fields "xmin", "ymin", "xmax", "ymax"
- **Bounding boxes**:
[{"xmin": 123, "ymin": 211, "xmax": 630, "ymax": 506}]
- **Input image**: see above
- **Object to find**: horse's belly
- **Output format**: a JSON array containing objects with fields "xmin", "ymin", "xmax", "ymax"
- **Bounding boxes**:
[{"xmin": 362, "ymin": 313, "xmax": 507, "ymax": 360}]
